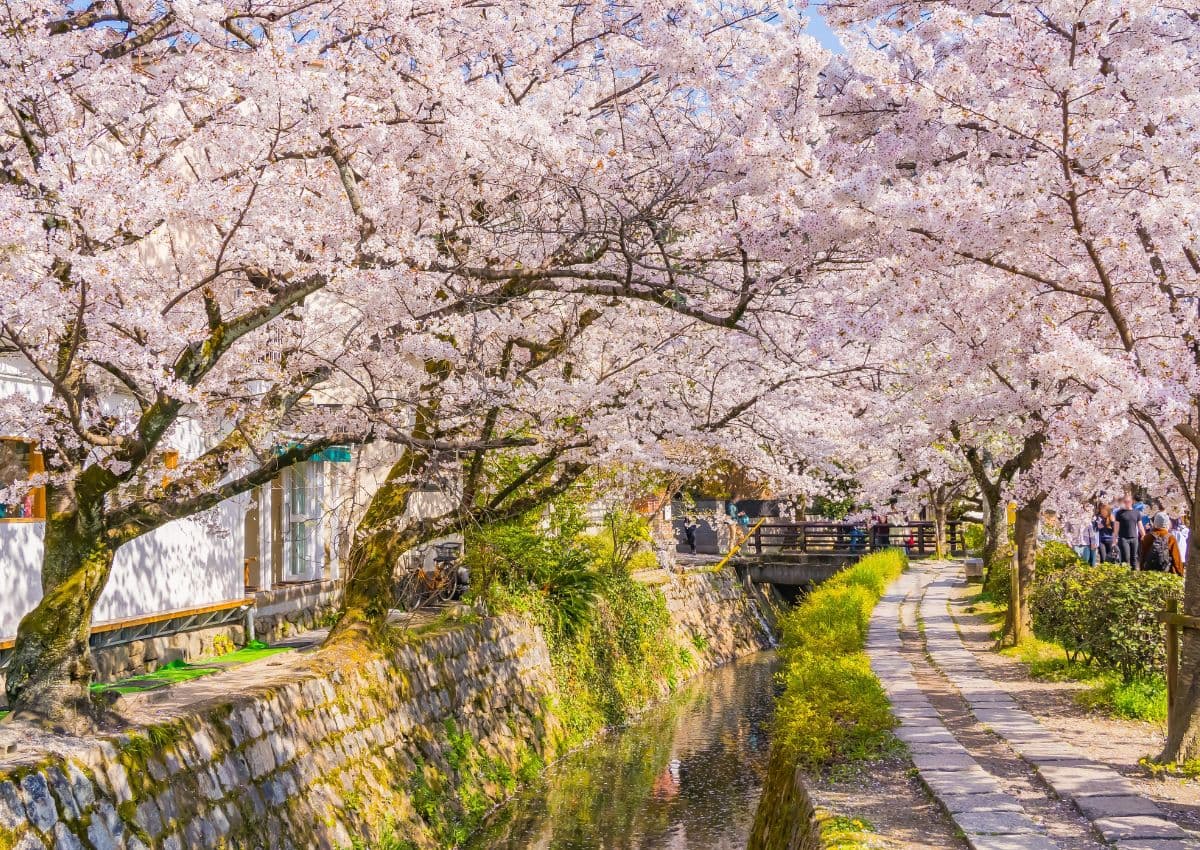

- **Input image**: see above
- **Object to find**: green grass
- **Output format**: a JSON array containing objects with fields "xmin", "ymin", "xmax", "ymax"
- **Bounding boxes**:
[
  {"xmin": 92, "ymin": 640, "xmax": 291, "ymax": 695},
  {"xmin": 1000, "ymin": 635, "xmax": 1166, "ymax": 723},
  {"xmin": 772, "ymin": 549, "xmax": 907, "ymax": 770}
]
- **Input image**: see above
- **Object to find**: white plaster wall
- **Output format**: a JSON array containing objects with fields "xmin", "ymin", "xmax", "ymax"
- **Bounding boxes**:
[
  {"xmin": 1, "ymin": 366, "xmax": 246, "ymax": 641},
  {"xmin": 0, "ymin": 502, "xmax": 245, "ymax": 641}
]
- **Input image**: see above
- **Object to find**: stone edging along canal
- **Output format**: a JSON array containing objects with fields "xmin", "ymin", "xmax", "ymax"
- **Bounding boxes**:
[{"xmin": 0, "ymin": 566, "xmax": 772, "ymax": 850}]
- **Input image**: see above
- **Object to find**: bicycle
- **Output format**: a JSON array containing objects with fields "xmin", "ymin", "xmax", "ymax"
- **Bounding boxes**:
[{"xmin": 399, "ymin": 542, "xmax": 469, "ymax": 609}]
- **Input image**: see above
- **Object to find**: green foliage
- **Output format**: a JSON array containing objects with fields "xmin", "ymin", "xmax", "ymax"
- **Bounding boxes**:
[
  {"xmin": 1002, "ymin": 637, "xmax": 1167, "ymax": 722},
  {"xmin": 1030, "ymin": 560, "xmax": 1181, "ymax": 681},
  {"xmin": 818, "ymin": 811, "xmax": 879, "ymax": 849},
  {"xmin": 581, "ymin": 509, "xmax": 653, "ymax": 574},
  {"xmin": 982, "ymin": 542, "xmax": 1014, "ymax": 603},
  {"xmin": 465, "ymin": 522, "xmax": 603, "ymax": 637},
  {"xmin": 1078, "ymin": 674, "xmax": 1167, "ymax": 722},
  {"xmin": 1036, "ymin": 540, "xmax": 1081, "ymax": 573},
  {"xmin": 962, "ymin": 522, "xmax": 985, "ymax": 557},
  {"xmin": 773, "ymin": 550, "xmax": 907, "ymax": 771},
  {"xmin": 467, "ymin": 489, "xmax": 685, "ymax": 746}
]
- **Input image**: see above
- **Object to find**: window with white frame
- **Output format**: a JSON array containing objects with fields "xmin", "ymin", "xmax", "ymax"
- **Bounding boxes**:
[{"xmin": 283, "ymin": 461, "xmax": 324, "ymax": 581}]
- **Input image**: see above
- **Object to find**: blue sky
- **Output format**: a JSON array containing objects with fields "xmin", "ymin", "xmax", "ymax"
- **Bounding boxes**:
[{"xmin": 805, "ymin": 7, "xmax": 845, "ymax": 53}]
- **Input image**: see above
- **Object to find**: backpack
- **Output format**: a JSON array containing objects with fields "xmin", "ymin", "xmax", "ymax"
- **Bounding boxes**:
[{"xmin": 1144, "ymin": 533, "xmax": 1173, "ymax": 572}]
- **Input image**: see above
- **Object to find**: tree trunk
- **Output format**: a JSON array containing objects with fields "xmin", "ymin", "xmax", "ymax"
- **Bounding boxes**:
[
  {"xmin": 5, "ymin": 500, "xmax": 115, "ymax": 729},
  {"xmin": 1161, "ymin": 466, "xmax": 1200, "ymax": 762},
  {"xmin": 325, "ymin": 462, "xmax": 423, "ymax": 645},
  {"xmin": 1009, "ymin": 497, "xmax": 1043, "ymax": 643},
  {"xmin": 932, "ymin": 488, "xmax": 949, "ymax": 560},
  {"xmin": 979, "ymin": 486, "xmax": 1007, "ymax": 570}
]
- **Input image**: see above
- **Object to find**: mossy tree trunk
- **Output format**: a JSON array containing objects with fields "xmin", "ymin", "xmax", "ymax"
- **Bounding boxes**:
[
  {"xmin": 4, "ymin": 485, "xmax": 115, "ymax": 728},
  {"xmin": 980, "ymin": 485, "xmax": 1007, "ymax": 568},
  {"xmin": 326, "ymin": 453, "xmax": 425, "ymax": 644},
  {"xmin": 1008, "ymin": 496, "xmax": 1044, "ymax": 643}
]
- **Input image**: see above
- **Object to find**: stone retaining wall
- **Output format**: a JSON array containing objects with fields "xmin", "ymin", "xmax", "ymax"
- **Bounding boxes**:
[
  {"xmin": 660, "ymin": 567, "xmax": 774, "ymax": 663},
  {"xmin": 0, "ymin": 567, "xmax": 770, "ymax": 850}
]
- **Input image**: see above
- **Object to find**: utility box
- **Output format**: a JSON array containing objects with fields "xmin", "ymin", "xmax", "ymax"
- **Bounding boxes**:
[{"xmin": 963, "ymin": 557, "xmax": 985, "ymax": 582}]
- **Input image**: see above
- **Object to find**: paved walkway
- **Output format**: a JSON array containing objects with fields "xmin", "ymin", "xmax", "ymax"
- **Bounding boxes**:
[{"xmin": 868, "ymin": 561, "xmax": 1200, "ymax": 850}]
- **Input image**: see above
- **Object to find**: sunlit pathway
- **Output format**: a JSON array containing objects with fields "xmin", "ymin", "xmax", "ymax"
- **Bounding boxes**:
[{"xmin": 870, "ymin": 561, "xmax": 1200, "ymax": 850}]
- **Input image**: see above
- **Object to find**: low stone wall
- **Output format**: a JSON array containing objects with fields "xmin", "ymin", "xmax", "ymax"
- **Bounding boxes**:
[
  {"xmin": 0, "ymin": 567, "xmax": 770, "ymax": 850},
  {"xmin": 91, "ymin": 625, "xmax": 248, "ymax": 683},
  {"xmin": 250, "ymin": 581, "xmax": 342, "ymax": 644}
]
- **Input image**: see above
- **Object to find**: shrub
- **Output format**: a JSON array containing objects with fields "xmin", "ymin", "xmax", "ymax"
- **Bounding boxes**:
[
  {"xmin": 982, "ymin": 542, "xmax": 1014, "ymax": 603},
  {"xmin": 1036, "ymin": 540, "xmax": 1081, "ymax": 574},
  {"xmin": 962, "ymin": 522, "xmax": 985, "ymax": 557},
  {"xmin": 773, "ymin": 549, "xmax": 907, "ymax": 770},
  {"xmin": 468, "ymin": 510, "xmax": 686, "ymax": 747},
  {"xmin": 1031, "ymin": 562, "xmax": 1181, "ymax": 682}
]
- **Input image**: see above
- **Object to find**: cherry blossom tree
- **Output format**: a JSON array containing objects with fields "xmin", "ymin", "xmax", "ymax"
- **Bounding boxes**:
[
  {"xmin": 825, "ymin": 0, "xmax": 1200, "ymax": 756},
  {"xmin": 0, "ymin": 0, "xmax": 846, "ymax": 724}
]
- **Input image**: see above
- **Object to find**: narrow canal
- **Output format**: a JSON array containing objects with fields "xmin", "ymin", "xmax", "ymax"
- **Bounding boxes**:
[{"xmin": 465, "ymin": 652, "xmax": 779, "ymax": 849}]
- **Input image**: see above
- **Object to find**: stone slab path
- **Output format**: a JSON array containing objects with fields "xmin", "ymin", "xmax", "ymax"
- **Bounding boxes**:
[{"xmin": 869, "ymin": 561, "xmax": 1200, "ymax": 850}]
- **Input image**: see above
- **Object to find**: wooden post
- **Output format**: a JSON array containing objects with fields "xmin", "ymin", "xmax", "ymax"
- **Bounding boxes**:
[
  {"xmin": 1166, "ymin": 597, "xmax": 1179, "ymax": 716},
  {"xmin": 754, "ymin": 525, "xmax": 762, "ymax": 556}
]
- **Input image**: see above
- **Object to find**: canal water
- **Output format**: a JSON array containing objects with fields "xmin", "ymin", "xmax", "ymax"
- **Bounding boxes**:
[{"xmin": 465, "ymin": 652, "xmax": 779, "ymax": 849}]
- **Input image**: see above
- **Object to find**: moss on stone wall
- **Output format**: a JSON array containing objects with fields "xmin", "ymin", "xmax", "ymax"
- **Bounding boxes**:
[{"xmin": 0, "ymin": 568, "xmax": 769, "ymax": 850}]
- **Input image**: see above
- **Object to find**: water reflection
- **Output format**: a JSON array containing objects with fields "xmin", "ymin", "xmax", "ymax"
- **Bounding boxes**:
[{"xmin": 466, "ymin": 652, "xmax": 778, "ymax": 850}]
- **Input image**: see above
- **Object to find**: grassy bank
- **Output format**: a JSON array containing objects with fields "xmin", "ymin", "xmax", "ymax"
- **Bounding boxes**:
[
  {"xmin": 749, "ymin": 549, "xmax": 907, "ymax": 850},
  {"xmin": 773, "ymin": 549, "xmax": 906, "ymax": 769}
]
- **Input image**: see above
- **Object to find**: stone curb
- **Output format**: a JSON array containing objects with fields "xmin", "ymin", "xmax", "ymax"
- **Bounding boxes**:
[
  {"xmin": 921, "ymin": 567, "xmax": 1200, "ymax": 850},
  {"xmin": 867, "ymin": 569, "xmax": 1062, "ymax": 850}
]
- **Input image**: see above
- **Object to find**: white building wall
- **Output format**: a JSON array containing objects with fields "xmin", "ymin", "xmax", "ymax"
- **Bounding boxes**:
[{"xmin": 0, "ymin": 367, "xmax": 246, "ymax": 642}]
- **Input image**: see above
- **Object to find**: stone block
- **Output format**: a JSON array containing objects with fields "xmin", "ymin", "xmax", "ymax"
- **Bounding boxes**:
[
  {"xmin": 1035, "ymin": 762, "xmax": 1135, "ymax": 799},
  {"xmin": 191, "ymin": 728, "xmax": 217, "ymax": 762},
  {"xmin": 20, "ymin": 772, "xmax": 59, "ymax": 831},
  {"xmin": 44, "ymin": 767, "xmax": 80, "ymax": 822},
  {"xmin": 52, "ymin": 821, "xmax": 84, "ymax": 850},
  {"xmin": 94, "ymin": 800, "xmax": 126, "ymax": 844},
  {"xmin": 1093, "ymin": 816, "xmax": 1190, "ymax": 842},
  {"xmin": 155, "ymin": 787, "xmax": 179, "ymax": 825},
  {"xmin": 103, "ymin": 761, "xmax": 132, "ymax": 805},
  {"xmin": 245, "ymin": 739, "xmax": 276, "ymax": 779},
  {"xmin": 954, "ymin": 810, "xmax": 1040, "ymax": 835},
  {"xmin": 196, "ymin": 767, "xmax": 224, "ymax": 802},
  {"xmin": 937, "ymin": 793, "xmax": 1023, "ymax": 814},
  {"xmin": 0, "ymin": 780, "xmax": 25, "ymax": 830},
  {"xmin": 14, "ymin": 832, "xmax": 49, "ymax": 850},
  {"xmin": 1075, "ymin": 795, "xmax": 1164, "ymax": 820},
  {"xmin": 86, "ymin": 815, "xmax": 120, "ymax": 850},
  {"xmin": 64, "ymin": 763, "xmax": 95, "ymax": 812},
  {"xmin": 133, "ymin": 798, "xmax": 165, "ymax": 840}
]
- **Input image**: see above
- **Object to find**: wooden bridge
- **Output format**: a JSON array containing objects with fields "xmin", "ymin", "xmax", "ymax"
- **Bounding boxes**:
[{"xmin": 730, "ymin": 521, "xmax": 965, "ymax": 587}]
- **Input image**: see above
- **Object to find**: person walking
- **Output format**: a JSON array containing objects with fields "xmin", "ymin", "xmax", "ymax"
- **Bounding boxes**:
[
  {"xmin": 682, "ymin": 517, "xmax": 699, "ymax": 555},
  {"xmin": 1139, "ymin": 512, "xmax": 1184, "ymax": 575},
  {"xmin": 1114, "ymin": 495, "xmax": 1143, "ymax": 567},
  {"xmin": 1074, "ymin": 513, "xmax": 1096, "ymax": 565},
  {"xmin": 1094, "ymin": 504, "xmax": 1116, "ymax": 563},
  {"xmin": 1172, "ymin": 516, "xmax": 1190, "ymax": 564}
]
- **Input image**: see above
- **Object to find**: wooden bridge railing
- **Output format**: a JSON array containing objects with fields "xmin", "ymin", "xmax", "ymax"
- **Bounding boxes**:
[{"xmin": 749, "ymin": 521, "xmax": 964, "ymax": 558}]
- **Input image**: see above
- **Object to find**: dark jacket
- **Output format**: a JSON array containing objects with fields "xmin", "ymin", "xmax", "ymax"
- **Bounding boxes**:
[{"xmin": 1138, "ymin": 528, "xmax": 1184, "ymax": 575}]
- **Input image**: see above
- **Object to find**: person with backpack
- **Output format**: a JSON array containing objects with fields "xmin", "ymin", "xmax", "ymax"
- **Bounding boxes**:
[{"xmin": 1139, "ymin": 512, "xmax": 1184, "ymax": 575}]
